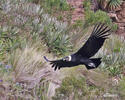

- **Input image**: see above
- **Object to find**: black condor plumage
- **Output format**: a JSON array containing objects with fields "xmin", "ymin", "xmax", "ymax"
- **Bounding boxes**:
[{"xmin": 44, "ymin": 23, "xmax": 111, "ymax": 71}]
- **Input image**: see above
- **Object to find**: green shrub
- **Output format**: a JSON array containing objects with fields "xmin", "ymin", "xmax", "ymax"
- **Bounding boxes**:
[
  {"xmin": 83, "ymin": 0, "xmax": 117, "ymax": 30},
  {"xmin": 52, "ymin": 75, "xmax": 110, "ymax": 100},
  {"xmin": 96, "ymin": 35, "xmax": 125, "ymax": 76},
  {"xmin": 0, "ymin": 0, "xmax": 72, "ymax": 56},
  {"xmin": 0, "ymin": 26, "xmax": 23, "ymax": 60},
  {"xmin": 72, "ymin": 19, "xmax": 84, "ymax": 29},
  {"xmin": 52, "ymin": 76, "xmax": 89, "ymax": 100},
  {"xmin": 98, "ymin": 0, "xmax": 122, "ymax": 11},
  {"xmin": 38, "ymin": 13, "xmax": 73, "ymax": 56},
  {"xmin": 40, "ymin": 0, "xmax": 70, "ymax": 14},
  {"xmin": 84, "ymin": 10, "xmax": 113, "ymax": 28},
  {"xmin": 42, "ymin": 23, "xmax": 72, "ymax": 56},
  {"xmin": 108, "ymin": 64, "xmax": 122, "ymax": 76},
  {"xmin": 83, "ymin": 0, "xmax": 91, "ymax": 11}
]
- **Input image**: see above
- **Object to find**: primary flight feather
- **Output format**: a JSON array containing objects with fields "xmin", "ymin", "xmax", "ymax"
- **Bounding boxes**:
[{"xmin": 44, "ymin": 23, "xmax": 111, "ymax": 71}]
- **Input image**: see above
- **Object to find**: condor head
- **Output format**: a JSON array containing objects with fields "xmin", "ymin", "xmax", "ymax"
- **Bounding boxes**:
[{"xmin": 63, "ymin": 56, "xmax": 72, "ymax": 62}]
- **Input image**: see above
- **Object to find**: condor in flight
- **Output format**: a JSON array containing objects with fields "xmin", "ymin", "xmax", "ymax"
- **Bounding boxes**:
[{"xmin": 44, "ymin": 23, "xmax": 111, "ymax": 71}]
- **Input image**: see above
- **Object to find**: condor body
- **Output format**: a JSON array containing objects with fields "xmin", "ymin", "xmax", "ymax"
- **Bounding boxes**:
[{"xmin": 44, "ymin": 23, "xmax": 111, "ymax": 71}]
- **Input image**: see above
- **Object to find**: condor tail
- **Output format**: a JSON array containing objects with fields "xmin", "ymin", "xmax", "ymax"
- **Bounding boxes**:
[{"xmin": 85, "ymin": 58, "xmax": 102, "ymax": 70}]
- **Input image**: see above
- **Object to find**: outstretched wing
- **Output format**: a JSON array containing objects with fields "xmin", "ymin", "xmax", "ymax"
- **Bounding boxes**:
[
  {"xmin": 76, "ymin": 23, "xmax": 111, "ymax": 58},
  {"xmin": 44, "ymin": 56, "xmax": 78, "ymax": 71}
]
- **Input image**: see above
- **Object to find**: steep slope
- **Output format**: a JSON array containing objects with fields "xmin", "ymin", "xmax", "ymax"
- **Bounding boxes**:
[{"xmin": 67, "ymin": 0, "xmax": 84, "ymax": 23}]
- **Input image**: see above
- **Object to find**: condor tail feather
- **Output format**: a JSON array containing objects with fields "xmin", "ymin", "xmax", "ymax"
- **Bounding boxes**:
[{"xmin": 85, "ymin": 58, "xmax": 102, "ymax": 70}]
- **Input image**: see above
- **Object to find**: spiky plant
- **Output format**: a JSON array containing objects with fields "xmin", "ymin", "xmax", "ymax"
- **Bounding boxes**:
[
  {"xmin": 42, "ymin": 23, "xmax": 72, "ymax": 56},
  {"xmin": 0, "ymin": 0, "xmax": 72, "ymax": 56},
  {"xmin": 94, "ymin": 35, "xmax": 125, "ymax": 76},
  {"xmin": 98, "ymin": 0, "xmax": 122, "ymax": 11},
  {"xmin": 41, "ymin": 14, "xmax": 72, "ymax": 56},
  {"xmin": 0, "ymin": 26, "xmax": 21, "ymax": 60}
]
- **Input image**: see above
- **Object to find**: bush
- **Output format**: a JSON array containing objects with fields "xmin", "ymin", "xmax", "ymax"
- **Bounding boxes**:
[
  {"xmin": 96, "ymin": 35, "xmax": 125, "ymax": 76},
  {"xmin": 98, "ymin": 0, "xmax": 122, "ymax": 11},
  {"xmin": 84, "ymin": 10, "xmax": 115, "ymax": 28},
  {"xmin": 52, "ymin": 74, "xmax": 109, "ymax": 100},
  {"xmin": 0, "ymin": 26, "xmax": 23, "ymax": 60},
  {"xmin": 0, "ymin": 0, "xmax": 72, "ymax": 56},
  {"xmin": 83, "ymin": 0, "xmax": 117, "ymax": 30},
  {"xmin": 40, "ymin": 0, "xmax": 70, "ymax": 13},
  {"xmin": 52, "ymin": 76, "xmax": 89, "ymax": 100},
  {"xmin": 42, "ymin": 23, "xmax": 72, "ymax": 56}
]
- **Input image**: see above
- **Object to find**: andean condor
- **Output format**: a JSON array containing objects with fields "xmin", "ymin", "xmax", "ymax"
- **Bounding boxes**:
[{"xmin": 44, "ymin": 23, "xmax": 111, "ymax": 71}]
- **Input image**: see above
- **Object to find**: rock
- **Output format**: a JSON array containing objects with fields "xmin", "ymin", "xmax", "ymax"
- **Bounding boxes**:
[
  {"xmin": 108, "ymin": 1, "xmax": 125, "ymax": 36},
  {"xmin": 108, "ymin": 13, "xmax": 119, "ymax": 22},
  {"xmin": 115, "ymin": 2, "xmax": 125, "ymax": 35}
]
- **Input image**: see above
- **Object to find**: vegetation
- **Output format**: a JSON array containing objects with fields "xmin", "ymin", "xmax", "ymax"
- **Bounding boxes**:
[
  {"xmin": 34, "ymin": 0, "xmax": 73, "ymax": 23},
  {"xmin": 99, "ymin": 35, "xmax": 125, "ymax": 76},
  {"xmin": 40, "ymin": 0, "xmax": 70, "ymax": 13},
  {"xmin": 0, "ymin": 0, "xmax": 125, "ymax": 100},
  {"xmin": 83, "ymin": 0, "xmax": 118, "ymax": 30},
  {"xmin": 0, "ymin": 26, "xmax": 21, "ymax": 60},
  {"xmin": 53, "ymin": 76, "xmax": 102, "ymax": 100},
  {"xmin": 41, "ymin": 15, "xmax": 72, "ymax": 55},
  {"xmin": 98, "ymin": 0, "xmax": 122, "ymax": 11}
]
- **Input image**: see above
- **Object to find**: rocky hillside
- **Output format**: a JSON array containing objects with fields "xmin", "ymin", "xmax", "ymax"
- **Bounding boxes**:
[
  {"xmin": 115, "ymin": 1, "xmax": 125, "ymax": 36},
  {"xmin": 0, "ymin": 0, "xmax": 125, "ymax": 100},
  {"xmin": 68, "ymin": 0, "xmax": 125, "ymax": 36}
]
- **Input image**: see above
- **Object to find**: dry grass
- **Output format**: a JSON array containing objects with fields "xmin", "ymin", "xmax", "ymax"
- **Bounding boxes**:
[
  {"xmin": 8, "ymin": 41, "xmax": 52, "ymax": 85},
  {"xmin": 0, "ymin": 41, "xmax": 63, "ymax": 99}
]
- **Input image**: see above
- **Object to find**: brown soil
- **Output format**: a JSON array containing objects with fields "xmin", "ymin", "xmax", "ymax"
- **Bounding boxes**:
[
  {"xmin": 115, "ymin": 1, "xmax": 125, "ymax": 36},
  {"xmin": 67, "ymin": 0, "xmax": 84, "ymax": 23}
]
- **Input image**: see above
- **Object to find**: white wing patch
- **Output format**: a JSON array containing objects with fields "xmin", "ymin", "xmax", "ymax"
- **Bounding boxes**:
[
  {"xmin": 68, "ymin": 55, "xmax": 72, "ymax": 61},
  {"xmin": 88, "ymin": 63, "xmax": 96, "ymax": 67}
]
